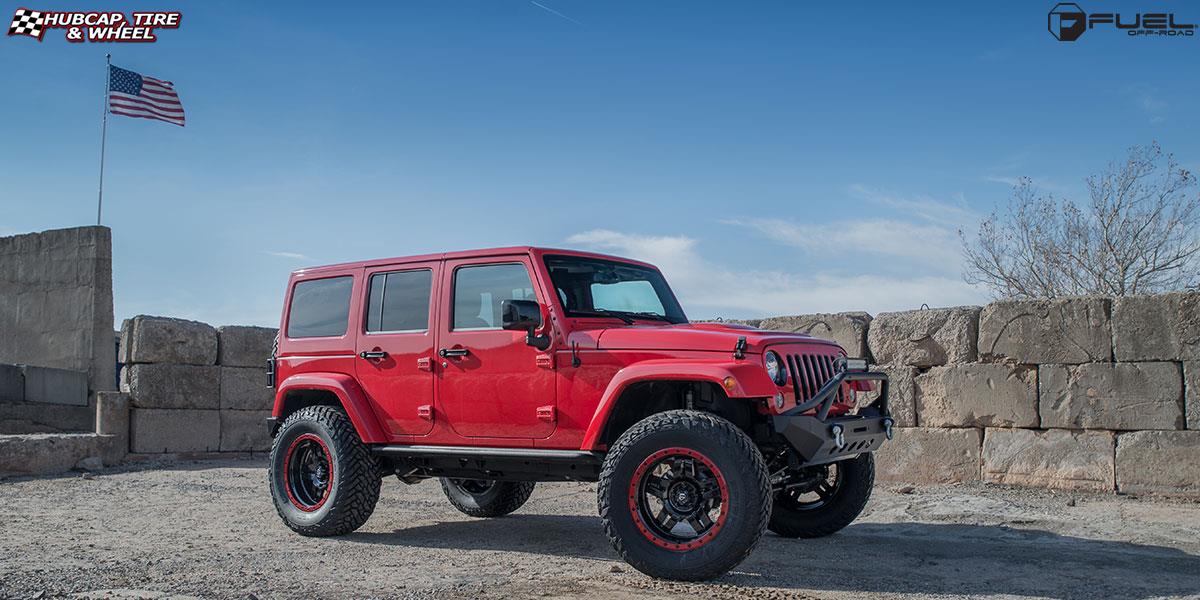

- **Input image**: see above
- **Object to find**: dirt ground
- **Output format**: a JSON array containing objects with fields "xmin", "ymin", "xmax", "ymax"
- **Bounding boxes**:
[{"xmin": 1, "ymin": 458, "xmax": 1198, "ymax": 600}]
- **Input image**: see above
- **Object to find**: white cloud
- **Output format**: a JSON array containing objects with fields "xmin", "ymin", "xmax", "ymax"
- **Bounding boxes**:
[
  {"xmin": 719, "ymin": 186, "xmax": 976, "ymax": 275},
  {"xmin": 723, "ymin": 217, "xmax": 963, "ymax": 273},
  {"xmin": 982, "ymin": 173, "xmax": 1074, "ymax": 196},
  {"xmin": 265, "ymin": 251, "xmax": 312, "ymax": 261},
  {"xmin": 983, "ymin": 174, "xmax": 1022, "ymax": 187},
  {"xmin": 846, "ymin": 184, "xmax": 976, "ymax": 227},
  {"xmin": 1127, "ymin": 85, "xmax": 1166, "ymax": 124},
  {"xmin": 566, "ymin": 229, "xmax": 987, "ymax": 320}
]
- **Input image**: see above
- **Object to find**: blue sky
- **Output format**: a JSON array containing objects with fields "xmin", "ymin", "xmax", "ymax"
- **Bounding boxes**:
[{"xmin": 2, "ymin": 1, "xmax": 1197, "ymax": 327}]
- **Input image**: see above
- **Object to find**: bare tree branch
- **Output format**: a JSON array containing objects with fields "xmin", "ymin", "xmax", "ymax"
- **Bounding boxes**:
[{"xmin": 962, "ymin": 142, "xmax": 1200, "ymax": 298}]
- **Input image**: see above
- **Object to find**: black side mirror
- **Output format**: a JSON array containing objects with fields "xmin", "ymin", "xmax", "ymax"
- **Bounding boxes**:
[
  {"xmin": 501, "ymin": 299, "xmax": 542, "ymax": 331},
  {"xmin": 501, "ymin": 299, "xmax": 551, "ymax": 350}
]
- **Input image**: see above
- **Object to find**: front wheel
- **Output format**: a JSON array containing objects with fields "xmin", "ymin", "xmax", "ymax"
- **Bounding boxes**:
[
  {"xmin": 598, "ymin": 410, "xmax": 771, "ymax": 581},
  {"xmin": 768, "ymin": 453, "xmax": 874, "ymax": 539}
]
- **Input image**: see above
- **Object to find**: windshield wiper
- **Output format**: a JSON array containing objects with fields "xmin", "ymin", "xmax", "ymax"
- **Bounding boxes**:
[
  {"xmin": 627, "ymin": 311, "xmax": 672, "ymax": 322},
  {"xmin": 575, "ymin": 310, "xmax": 634, "ymax": 324},
  {"xmin": 570, "ymin": 309, "xmax": 674, "ymax": 324},
  {"xmin": 602, "ymin": 310, "xmax": 673, "ymax": 323}
]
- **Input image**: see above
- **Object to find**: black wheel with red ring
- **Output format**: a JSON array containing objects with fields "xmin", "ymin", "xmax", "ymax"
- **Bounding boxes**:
[
  {"xmin": 269, "ymin": 405, "xmax": 381, "ymax": 536},
  {"xmin": 629, "ymin": 447, "xmax": 730, "ymax": 551},
  {"xmin": 283, "ymin": 433, "xmax": 334, "ymax": 512},
  {"xmin": 598, "ymin": 410, "xmax": 771, "ymax": 581}
]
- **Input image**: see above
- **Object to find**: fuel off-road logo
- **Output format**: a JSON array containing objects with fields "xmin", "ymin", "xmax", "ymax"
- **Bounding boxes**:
[
  {"xmin": 7, "ymin": 7, "xmax": 180, "ymax": 42},
  {"xmin": 1049, "ymin": 3, "xmax": 1195, "ymax": 41}
]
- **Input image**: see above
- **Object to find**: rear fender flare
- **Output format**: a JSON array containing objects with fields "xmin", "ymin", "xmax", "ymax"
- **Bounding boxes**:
[
  {"xmin": 273, "ymin": 372, "xmax": 387, "ymax": 444},
  {"xmin": 579, "ymin": 358, "xmax": 777, "ymax": 450}
]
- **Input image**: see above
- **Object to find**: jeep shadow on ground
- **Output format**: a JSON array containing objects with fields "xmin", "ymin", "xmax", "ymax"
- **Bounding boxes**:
[{"xmin": 347, "ymin": 516, "xmax": 1200, "ymax": 599}]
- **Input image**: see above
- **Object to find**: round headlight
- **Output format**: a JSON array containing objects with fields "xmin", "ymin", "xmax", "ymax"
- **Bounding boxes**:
[{"xmin": 764, "ymin": 351, "xmax": 787, "ymax": 386}]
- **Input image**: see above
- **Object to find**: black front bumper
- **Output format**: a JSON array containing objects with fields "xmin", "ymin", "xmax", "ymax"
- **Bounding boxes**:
[{"xmin": 772, "ymin": 365, "xmax": 894, "ymax": 467}]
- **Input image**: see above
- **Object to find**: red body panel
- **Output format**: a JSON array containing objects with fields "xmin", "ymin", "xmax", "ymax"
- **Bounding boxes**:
[
  {"xmin": 273, "ymin": 246, "xmax": 850, "ymax": 451},
  {"xmin": 274, "ymin": 372, "xmax": 388, "ymax": 444},
  {"xmin": 435, "ymin": 255, "xmax": 557, "ymax": 440},
  {"xmin": 354, "ymin": 260, "xmax": 442, "ymax": 436}
]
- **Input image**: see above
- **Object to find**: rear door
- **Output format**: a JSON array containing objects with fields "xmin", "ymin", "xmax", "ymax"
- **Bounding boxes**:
[
  {"xmin": 436, "ymin": 257, "xmax": 556, "ymax": 439},
  {"xmin": 355, "ymin": 261, "xmax": 440, "ymax": 437}
]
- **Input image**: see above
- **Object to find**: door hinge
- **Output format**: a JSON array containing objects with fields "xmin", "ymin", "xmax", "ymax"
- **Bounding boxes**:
[
  {"xmin": 535, "ymin": 354, "xmax": 554, "ymax": 369},
  {"xmin": 536, "ymin": 405, "xmax": 556, "ymax": 422},
  {"xmin": 416, "ymin": 357, "xmax": 432, "ymax": 372},
  {"xmin": 417, "ymin": 404, "xmax": 433, "ymax": 420}
]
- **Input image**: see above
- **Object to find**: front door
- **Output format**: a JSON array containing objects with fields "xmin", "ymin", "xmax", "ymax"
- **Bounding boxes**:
[
  {"xmin": 355, "ymin": 262, "xmax": 440, "ymax": 437},
  {"xmin": 437, "ymin": 257, "xmax": 556, "ymax": 439}
]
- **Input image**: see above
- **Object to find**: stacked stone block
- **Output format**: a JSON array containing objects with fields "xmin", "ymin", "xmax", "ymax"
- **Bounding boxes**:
[
  {"xmin": 755, "ymin": 292, "xmax": 1200, "ymax": 497},
  {"xmin": 120, "ymin": 316, "xmax": 276, "ymax": 454},
  {"xmin": 757, "ymin": 312, "xmax": 872, "ymax": 358},
  {"xmin": 0, "ymin": 226, "xmax": 116, "ymax": 395}
]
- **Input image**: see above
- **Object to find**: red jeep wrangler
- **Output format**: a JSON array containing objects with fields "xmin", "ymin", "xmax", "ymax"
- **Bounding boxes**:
[{"xmin": 266, "ymin": 247, "xmax": 893, "ymax": 580}]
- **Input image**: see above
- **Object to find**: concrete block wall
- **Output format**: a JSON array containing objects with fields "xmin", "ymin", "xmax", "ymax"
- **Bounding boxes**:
[
  {"xmin": 119, "ymin": 316, "xmax": 276, "ymax": 454},
  {"xmin": 755, "ymin": 293, "xmax": 1200, "ymax": 497},
  {"xmin": 0, "ymin": 226, "xmax": 115, "ymax": 394},
  {"xmin": 0, "ymin": 391, "xmax": 129, "ymax": 476}
]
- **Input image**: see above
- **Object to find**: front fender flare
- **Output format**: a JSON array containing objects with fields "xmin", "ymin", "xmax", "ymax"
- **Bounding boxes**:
[
  {"xmin": 579, "ymin": 358, "xmax": 777, "ymax": 450},
  {"xmin": 273, "ymin": 372, "xmax": 387, "ymax": 444}
]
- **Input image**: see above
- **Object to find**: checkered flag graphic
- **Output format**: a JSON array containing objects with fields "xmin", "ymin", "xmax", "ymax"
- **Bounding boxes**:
[{"xmin": 8, "ymin": 8, "xmax": 46, "ymax": 40}]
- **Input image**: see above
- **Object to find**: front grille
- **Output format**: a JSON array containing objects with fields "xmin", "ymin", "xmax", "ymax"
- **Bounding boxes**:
[{"xmin": 783, "ymin": 349, "xmax": 848, "ymax": 406}]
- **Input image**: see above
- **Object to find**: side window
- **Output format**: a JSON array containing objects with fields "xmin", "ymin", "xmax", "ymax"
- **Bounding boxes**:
[
  {"xmin": 287, "ymin": 276, "xmax": 353, "ymax": 338},
  {"xmin": 365, "ymin": 269, "xmax": 432, "ymax": 333},
  {"xmin": 453, "ymin": 263, "xmax": 535, "ymax": 330}
]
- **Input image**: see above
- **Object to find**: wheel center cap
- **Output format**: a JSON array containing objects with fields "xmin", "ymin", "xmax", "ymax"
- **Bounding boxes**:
[{"xmin": 667, "ymin": 482, "xmax": 698, "ymax": 512}]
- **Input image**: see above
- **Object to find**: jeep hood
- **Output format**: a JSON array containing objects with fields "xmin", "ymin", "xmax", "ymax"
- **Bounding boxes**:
[{"xmin": 592, "ymin": 322, "xmax": 841, "ymax": 353}]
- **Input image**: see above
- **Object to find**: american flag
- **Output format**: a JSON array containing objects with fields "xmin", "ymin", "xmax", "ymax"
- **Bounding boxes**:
[{"xmin": 108, "ymin": 65, "xmax": 185, "ymax": 127}]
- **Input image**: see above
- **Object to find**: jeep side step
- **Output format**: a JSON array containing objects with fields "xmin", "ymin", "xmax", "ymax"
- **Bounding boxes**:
[{"xmin": 371, "ymin": 445, "xmax": 604, "ymax": 482}]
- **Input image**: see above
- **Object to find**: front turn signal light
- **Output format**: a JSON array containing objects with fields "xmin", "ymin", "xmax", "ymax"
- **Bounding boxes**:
[{"xmin": 722, "ymin": 376, "xmax": 737, "ymax": 392}]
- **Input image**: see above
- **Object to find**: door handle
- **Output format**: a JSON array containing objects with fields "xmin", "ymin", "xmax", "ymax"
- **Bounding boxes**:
[
  {"xmin": 438, "ymin": 348, "xmax": 470, "ymax": 358},
  {"xmin": 359, "ymin": 350, "xmax": 388, "ymax": 360}
]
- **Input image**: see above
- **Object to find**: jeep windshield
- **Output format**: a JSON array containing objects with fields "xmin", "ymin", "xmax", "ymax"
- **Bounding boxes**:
[{"xmin": 544, "ymin": 255, "xmax": 688, "ymax": 324}]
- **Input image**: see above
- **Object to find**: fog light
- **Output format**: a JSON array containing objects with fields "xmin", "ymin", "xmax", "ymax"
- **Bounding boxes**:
[
  {"xmin": 773, "ymin": 393, "xmax": 785, "ymax": 410},
  {"xmin": 838, "ymin": 357, "xmax": 869, "ymax": 372}
]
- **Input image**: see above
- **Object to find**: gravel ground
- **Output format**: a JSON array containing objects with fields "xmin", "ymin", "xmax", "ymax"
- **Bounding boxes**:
[{"xmin": 1, "ymin": 458, "xmax": 1198, "ymax": 600}]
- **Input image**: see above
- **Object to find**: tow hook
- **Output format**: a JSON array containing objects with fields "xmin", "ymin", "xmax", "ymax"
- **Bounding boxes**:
[
  {"xmin": 830, "ymin": 424, "xmax": 845, "ymax": 450},
  {"xmin": 883, "ymin": 417, "xmax": 895, "ymax": 440}
]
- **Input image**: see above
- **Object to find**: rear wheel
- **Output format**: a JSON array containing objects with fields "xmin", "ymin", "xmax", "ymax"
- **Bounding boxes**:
[
  {"xmin": 439, "ymin": 478, "xmax": 536, "ymax": 518},
  {"xmin": 598, "ymin": 410, "xmax": 771, "ymax": 581},
  {"xmin": 768, "ymin": 453, "xmax": 874, "ymax": 539},
  {"xmin": 269, "ymin": 405, "xmax": 381, "ymax": 536}
]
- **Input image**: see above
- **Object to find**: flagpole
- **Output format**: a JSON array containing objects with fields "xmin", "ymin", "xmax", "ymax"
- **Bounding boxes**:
[{"xmin": 96, "ymin": 53, "xmax": 110, "ymax": 226}]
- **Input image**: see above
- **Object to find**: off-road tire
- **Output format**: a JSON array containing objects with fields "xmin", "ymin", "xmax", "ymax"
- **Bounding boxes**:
[
  {"xmin": 439, "ymin": 478, "xmax": 536, "ymax": 518},
  {"xmin": 597, "ymin": 410, "xmax": 771, "ymax": 581},
  {"xmin": 768, "ymin": 452, "xmax": 874, "ymax": 539},
  {"xmin": 269, "ymin": 405, "xmax": 381, "ymax": 537}
]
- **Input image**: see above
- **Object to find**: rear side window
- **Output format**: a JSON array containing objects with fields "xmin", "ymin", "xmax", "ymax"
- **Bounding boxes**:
[
  {"xmin": 287, "ymin": 276, "xmax": 353, "ymax": 338},
  {"xmin": 366, "ymin": 270, "xmax": 432, "ymax": 333},
  {"xmin": 453, "ymin": 263, "xmax": 535, "ymax": 330}
]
